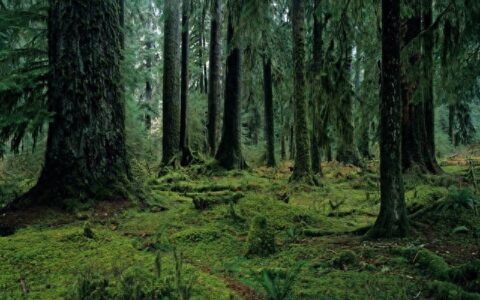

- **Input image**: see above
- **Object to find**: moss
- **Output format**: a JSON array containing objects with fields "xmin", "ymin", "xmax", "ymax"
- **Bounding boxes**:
[
  {"xmin": 172, "ymin": 228, "xmax": 223, "ymax": 243},
  {"xmin": 427, "ymin": 281, "xmax": 480, "ymax": 300},
  {"xmin": 246, "ymin": 216, "xmax": 276, "ymax": 257},
  {"xmin": 332, "ymin": 250, "xmax": 359, "ymax": 269},
  {"xmin": 83, "ymin": 222, "xmax": 95, "ymax": 239},
  {"xmin": 415, "ymin": 249, "xmax": 451, "ymax": 280}
]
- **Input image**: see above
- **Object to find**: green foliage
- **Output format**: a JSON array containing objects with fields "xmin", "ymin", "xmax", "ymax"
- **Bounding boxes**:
[
  {"xmin": 68, "ymin": 271, "xmax": 110, "ymax": 300},
  {"xmin": 436, "ymin": 186, "xmax": 479, "ymax": 213},
  {"xmin": 255, "ymin": 263, "xmax": 304, "ymax": 300},
  {"xmin": 69, "ymin": 249, "xmax": 195, "ymax": 300}
]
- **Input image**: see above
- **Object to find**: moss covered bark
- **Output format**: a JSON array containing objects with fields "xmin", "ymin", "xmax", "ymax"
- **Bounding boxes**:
[
  {"xmin": 263, "ymin": 57, "xmax": 276, "ymax": 168},
  {"xmin": 161, "ymin": 0, "xmax": 181, "ymax": 167},
  {"xmin": 207, "ymin": 0, "xmax": 222, "ymax": 156},
  {"xmin": 369, "ymin": 0, "xmax": 409, "ymax": 238},
  {"xmin": 215, "ymin": 11, "xmax": 246, "ymax": 170},
  {"xmin": 14, "ymin": 0, "xmax": 131, "ymax": 208},
  {"xmin": 290, "ymin": 0, "xmax": 315, "ymax": 184}
]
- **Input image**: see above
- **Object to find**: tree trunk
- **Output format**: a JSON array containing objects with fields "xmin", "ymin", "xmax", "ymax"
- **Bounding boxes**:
[
  {"xmin": 422, "ymin": 0, "xmax": 442, "ymax": 173},
  {"xmin": 207, "ymin": 0, "xmax": 222, "ymax": 156},
  {"xmin": 215, "ymin": 14, "xmax": 246, "ymax": 170},
  {"xmin": 179, "ymin": 0, "xmax": 193, "ymax": 166},
  {"xmin": 144, "ymin": 40, "xmax": 153, "ymax": 130},
  {"xmin": 289, "ymin": 125, "xmax": 295, "ymax": 160},
  {"xmin": 369, "ymin": 0, "xmax": 409, "ymax": 238},
  {"xmin": 401, "ymin": 1, "xmax": 441, "ymax": 174},
  {"xmin": 263, "ymin": 57, "xmax": 276, "ymax": 167},
  {"xmin": 336, "ymin": 46, "xmax": 362, "ymax": 167},
  {"xmin": 310, "ymin": 0, "xmax": 322, "ymax": 174},
  {"xmin": 118, "ymin": 0, "xmax": 125, "ymax": 49},
  {"xmin": 19, "ymin": 0, "xmax": 131, "ymax": 207},
  {"xmin": 198, "ymin": 2, "xmax": 207, "ymax": 94},
  {"xmin": 161, "ymin": 0, "xmax": 181, "ymax": 167},
  {"xmin": 448, "ymin": 104, "xmax": 455, "ymax": 145},
  {"xmin": 290, "ymin": 0, "xmax": 314, "ymax": 183}
]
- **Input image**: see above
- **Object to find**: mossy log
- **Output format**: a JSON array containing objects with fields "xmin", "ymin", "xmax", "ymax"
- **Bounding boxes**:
[{"xmin": 189, "ymin": 192, "xmax": 244, "ymax": 210}]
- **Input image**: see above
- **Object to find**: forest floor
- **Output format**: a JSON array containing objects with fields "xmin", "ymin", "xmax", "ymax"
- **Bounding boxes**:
[{"xmin": 1, "ymin": 156, "xmax": 480, "ymax": 299}]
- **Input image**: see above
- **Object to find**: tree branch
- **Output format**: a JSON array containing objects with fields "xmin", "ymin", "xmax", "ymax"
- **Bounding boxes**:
[{"xmin": 402, "ymin": 1, "xmax": 454, "ymax": 51}]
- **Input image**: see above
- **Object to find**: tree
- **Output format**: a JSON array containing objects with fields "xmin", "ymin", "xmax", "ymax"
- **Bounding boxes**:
[
  {"xmin": 12, "ymin": 0, "xmax": 131, "ymax": 208},
  {"xmin": 207, "ymin": 0, "xmax": 222, "ymax": 156},
  {"xmin": 310, "ymin": 0, "xmax": 323, "ymax": 174},
  {"xmin": 180, "ymin": 0, "xmax": 193, "ymax": 165},
  {"xmin": 215, "ymin": 4, "xmax": 246, "ymax": 170},
  {"xmin": 401, "ymin": 0, "xmax": 441, "ymax": 174},
  {"xmin": 263, "ymin": 56, "xmax": 276, "ymax": 167},
  {"xmin": 335, "ymin": 46, "xmax": 362, "ymax": 167},
  {"xmin": 368, "ymin": 0, "xmax": 409, "ymax": 238},
  {"xmin": 161, "ymin": 0, "xmax": 181, "ymax": 167},
  {"xmin": 290, "ymin": 0, "xmax": 315, "ymax": 183}
]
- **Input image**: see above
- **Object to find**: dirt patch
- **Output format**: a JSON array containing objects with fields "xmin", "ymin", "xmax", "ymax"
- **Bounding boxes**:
[{"xmin": 222, "ymin": 275, "xmax": 262, "ymax": 300}]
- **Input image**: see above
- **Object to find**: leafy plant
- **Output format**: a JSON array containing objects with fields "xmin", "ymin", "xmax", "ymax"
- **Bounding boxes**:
[
  {"xmin": 256, "ymin": 263, "xmax": 304, "ymax": 300},
  {"xmin": 435, "ymin": 186, "xmax": 479, "ymax": 214}
]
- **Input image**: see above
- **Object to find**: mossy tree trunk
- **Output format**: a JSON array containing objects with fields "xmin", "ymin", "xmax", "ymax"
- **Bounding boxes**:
[
  {"xmin": 161, "ymin": 0, "xmax": 181, "ymax": 167},
  {"xmin": 336, "ymin": 45, "xmax": 362, "ymax": 167},
  {"xmin": 215, "ymin": 12, "xmax": 246, "ymax": 170},
  {"xmin": 18, "ymin": 0, "xmax": 131, "ymax": 207},
  {"xmin": 401, "ymin": 1, "xmax": 441, "ymax": 174},
  {"xmin": 290, "ymin": 0, "xmax": 315, "ymax": 183},
  {"xmin": 263, "ymin": 56, "xmax": 276, "ymax": 167},
  {"xmin": 369, "ymin": 0, "xmax": 409, "ymax": 238},
  {"xmin": 180, "ymin": 0, "xmax": 193, "ymax": 166},
  {"xmin": 118, "ymin": 0, "xmax": 125, "ymax": 48},
  {"xmin": 422, "ymin": 0, "xmax": 442, "ymax": 174},
  {"xmin": 207, "ymin": 0, "xmax": 222, "ymax": 156},
  {"xmin": 310, "ymin": 0, "xmax": 323, "ymax": 174}
]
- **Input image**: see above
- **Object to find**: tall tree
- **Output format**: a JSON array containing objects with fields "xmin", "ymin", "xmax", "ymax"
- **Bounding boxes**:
[
  {"xmin": 335, "ymin": 44, "xmax": 362, "ymax": 167},
  {"xmin": 369, "ymin": 0, "xmax": 408, "ymax": 238},
  {"xmin": 14, "ymin": 0, "xmax": 130, "ymax": 207},
  {"xmin": 263, "ymin": 56, "xmax": 276, "ymax": 167},
  {"xmin": 180, "ymin": 0, "xmax": 193, "ymax": 165},
  {"xmin": 162, "ymin": 0, "xmax": 181, "ymax": 167},
  {"xmin": 401, "ymin": 0, "xmax": 441, "ymax": 174},
  {"xmin": 310, "ymin": 0, "xmax": 323, "ymax": 174},
  {"xmin": 207, "ymin": 0, "xmax": 222, "ymax": 156},
  {"xmin": 215, "ymin": 5, "xmax": 246, "ymax": 170},
  {"xmin": 290, "ymin": 0, "xmax": 315, "ymax": 183}
]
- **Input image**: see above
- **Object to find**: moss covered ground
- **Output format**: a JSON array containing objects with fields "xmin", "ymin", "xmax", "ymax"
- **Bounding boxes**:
[{"xmin": 1, "ymin": 158, "xmax": 480, "ymax": 299}]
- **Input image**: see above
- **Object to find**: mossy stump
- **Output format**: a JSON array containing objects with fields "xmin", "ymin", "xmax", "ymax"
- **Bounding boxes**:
[{"xmin": 246, "ymin": 216, "xmax": 275, "ymax": 257}]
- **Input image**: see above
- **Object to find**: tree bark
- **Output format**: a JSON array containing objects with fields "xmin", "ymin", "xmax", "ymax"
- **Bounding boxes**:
[
  {"xmin": 369, "ymin": 0, "xmax": 408, "ymax": 238},
  {"xmin": 422, "ymin": 0, "xmax": 442, "ymax": 173},
  {"xmin": 310, "ymin": 0, "xmax": 323, "ymax": 174},
  {"xmin": 179, "ymin": 0, "xmax": 193, "ymax": 166},
  {"xmin": 215, "ymin": 14, "xmax": 246, "ymax": 170},
  {"xmin": 290, "ymin": 0, "xmax": 314, "ymax": 183},
  {"xmin": 336, "ymin": 45, "xmax": 362, "ymax": 167},
  {"xmin": 207, "ymin": 0, "xmax": 222, "ymax": 156},
  {"xmin": 18, "ymin": 0, "xmax": 131, "ymax": 207},
  {"xmin": 161, "ymin": 0, "xmax": 181, "ymax": 167},
  {"xmin": 401, "ymin": 0, "xmax": 441, "ymax": 174},
  {"xmin": 263, "ymin": 56, "xmax": 276, "ymax": 167}
]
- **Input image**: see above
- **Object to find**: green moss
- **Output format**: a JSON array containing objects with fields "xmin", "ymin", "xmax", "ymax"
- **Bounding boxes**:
[
  {"xmin": 172, "ymin": 228, "xmax": 223, "ymax": 243},
  {"xmin": 333, "ymin": 250, "xmax": 359, "ymax": 269},
  {"xmin": 427, "ymin": 281, "xmax": 480, "ymax": 300},
  {"xmin": 246, "ymin": 216, "xmax": 276, "ymax": 257}
]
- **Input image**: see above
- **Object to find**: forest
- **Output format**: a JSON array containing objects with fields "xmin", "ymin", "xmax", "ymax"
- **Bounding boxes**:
[{"xmin": 0, "ymin": 0, "xmax": 480, "ymax": 299}]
